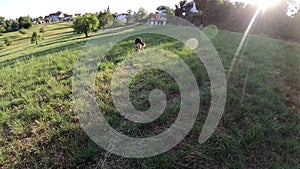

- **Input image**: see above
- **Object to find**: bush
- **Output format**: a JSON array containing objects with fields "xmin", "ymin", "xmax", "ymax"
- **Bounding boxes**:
[
  {"xmin": 112, "ymin": 19, "xmax": 125, "ymax": 28},
  {"xmin": 19, "ymin": 28, "xmax": 27, "ymax": 34},
  {"xmin": 4, "ymin": 37, "xmax": 12, "ymax": 46},
  {"xmin": 39, "ymin": 27, "xmax": 46, "ymax": 34},
  {"xmin": 0, "ymin": 26, "xmax": 5, "ymax": 33},
  {"xmin": 18, "ymin": 16, "xmax": 33, "ymax": 29},
  {"xmin": 31, "ymin": 32, "xmax": 40, "ymax": 45}
]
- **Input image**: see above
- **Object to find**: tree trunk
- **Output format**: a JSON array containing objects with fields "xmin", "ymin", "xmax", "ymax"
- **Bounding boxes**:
[
  {"xmin": 84, "ymin": 31, "xmax": 88, "ymax": 37},
  {"xmin": 35, "ymin": 38, "xmax": 38, "ymax": 45}
]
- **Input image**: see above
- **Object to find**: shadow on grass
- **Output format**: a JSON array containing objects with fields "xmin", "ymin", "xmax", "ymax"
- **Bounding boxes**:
[
  {"xmin": 45, "ymin": 31, "xmax": 74, "ymax": 39},
  {"xmin": 13, "ymin": 36, "xmax": 30, "ymax": 42},
  {"xmin": 46, "ymin": 25, "xmax": 73, "ymax": 32},
  {"xmin": 39, "ymin": 33, "xmax": 79, "ymax": 47},
  {"xmin": 0, "ymin": 40, "xmax": 86, "ymax": 68},
  {"xmin": 0, "ymin": 33, "xmax": 80, "ymax": 59},
  {"xmin": 0, "ymin": 25, "xmax": 139, "ymax": 68}
]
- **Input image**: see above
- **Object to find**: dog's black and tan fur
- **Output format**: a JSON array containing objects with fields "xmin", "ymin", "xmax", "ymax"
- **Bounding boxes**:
[{"xmin": 135, "ymin": 37, "xmax": 146, "ymax": 53}]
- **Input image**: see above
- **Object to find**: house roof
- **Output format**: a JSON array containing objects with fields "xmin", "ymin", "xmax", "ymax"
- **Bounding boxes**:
[
  {"xmin": 64, "ymin": 14, "xmax": 73, "ymax": 17},
  {"xmin": 49, "ymin": 13, "xmax": 59, "ymax": 16},
  {"xmin": 49, "ymin": 12, "xmax": 63, "ymax": 16}
]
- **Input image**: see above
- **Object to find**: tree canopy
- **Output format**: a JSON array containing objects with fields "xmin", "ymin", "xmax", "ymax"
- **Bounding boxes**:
[
  {"xmin": 134, "ymin": 7, "xmax": 149, "ymax": 22},
  {"xmin": 31, "ymin": 31, "xmax": 39, "ymax": 45},
  {"xmin": 98, "ymin": 10, "xmax": 113, "ymax": 29},
  {"xmin": 18, "ymin": 16, "xmax": 33, "ymax": 29},
  {"xmin": 73, "ymin": 14, "xmax": 99, "ymax": 37},
  {"xmin": 173, "ymin": 0, "xmax": 300, "ymax": 40}
]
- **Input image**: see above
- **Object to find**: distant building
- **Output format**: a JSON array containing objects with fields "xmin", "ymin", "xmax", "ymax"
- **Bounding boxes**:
[
  {"xmin": 153, "ymin": 13, "xmax": 160, "ymax": 19},
  {"xmin": 148, "ymin": 7, "xmax": 168, "ymax": 26},
  {"xmin": 63, "ymin": 14, "xmax": 73, "ymax": 21},
  {"xmin": 116, "ymin": 13, "xmax": 128, "ymax": 23},
  {"xmin": 49, "ymin": 11, "xmax": 63, "ymax": 22},
  {"xmin": 33, "ymin": 17, "xmax": 45, "ymax": 24}
]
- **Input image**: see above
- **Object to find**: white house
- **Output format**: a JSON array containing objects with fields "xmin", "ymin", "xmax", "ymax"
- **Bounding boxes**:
[{"xmin": 116, "ymin": 13, "xmax": 128, "ymax": 23}]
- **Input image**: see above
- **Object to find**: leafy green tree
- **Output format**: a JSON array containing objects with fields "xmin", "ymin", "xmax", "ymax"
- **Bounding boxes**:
[
  {"xmin": 73, "ymin": 14, "xmax": 99, "ymax": 37},
  {"xmin": 11, "ymin": 20, "xmax": 19, "ymax": 31},
  {"xmin": 4, "ymin": 19, "xmax": 13, "ymax": 32},
  {"xmin": 4, "ymin": 37, "xmax": 12, "ymax": 46},
  {"xmin": 133, "ymin": 7, "xmax": 149, "ymax": 22},
  {"xmin": 0, "ymin": 16, "xmax": 5, "ymax": 26},
  {"xmin": 18, "ymin": 16, "xmax": 33, "ymax": 29},
  {"xmin": 0, "ymin": 16, "xmax": 5, "ymax": 24},
  {"xmin": 0, "ymin": 26, "xmax": 5, "ymax": 33},
  {"xmin": 126, "ymin": 9, "xmax": 133, "ymax": 24},
  {"xmin": 36, "ymin": 17, "xmax": 41, "ymax": 24},
  {"xmin": 98, "ymin": 11, "xmax": 113, "ymax": 29},
  {"xmin": 39, "ymin": 27, "xmax": 46, "ymax": 34},
  {"xmin": 4, "ymin": 19, "xmax": 19, "ymax": 32},
  {"xmin": 112, "ymin": 19, "xmax": 125, "ymax": 27},
  {"xmin": 45, "ymin": 16, "xmax": 50, "ymax": 23},
  {"xmin": 31, "ymin": 31, "xmax": 39, "ymax": 45},
  {"xmin": 0, "ymin": 16, "xmax": 6, "ymax": 33}
]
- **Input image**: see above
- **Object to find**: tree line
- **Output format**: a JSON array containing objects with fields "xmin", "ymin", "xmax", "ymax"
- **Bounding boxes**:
[
  {"xmin": 2, "ymin": 0, "xmax": 300, "ymax": 41},
  {"xmin": 73, "ymin": 7, "xmax": 149, "ymax": 37},
  {"xmin": 73, "ymin": 0, "xmax": 300, "ymax": 41},
  {"xmin": 176, "ymin": 0, "xmax": 300, "ymax": 41},
  {"xmin": 0, "ymin": 16, "xmax": 33, "ymax": 34}
]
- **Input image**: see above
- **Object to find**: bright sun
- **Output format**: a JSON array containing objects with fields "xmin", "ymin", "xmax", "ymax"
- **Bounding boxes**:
[{"xmin": 248, "ymin": 0, "xmax": 282, "ymax": 11}]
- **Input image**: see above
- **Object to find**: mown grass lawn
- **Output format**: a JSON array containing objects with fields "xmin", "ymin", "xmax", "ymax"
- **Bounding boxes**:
[{"xmin": 0, "ymin": 22, "xmax": 299, "ymax": 168}]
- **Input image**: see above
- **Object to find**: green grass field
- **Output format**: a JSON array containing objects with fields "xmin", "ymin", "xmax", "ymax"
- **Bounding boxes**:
[{"xmin": 0, "ymin": 22, "xmax": 299, "ymax": 168}]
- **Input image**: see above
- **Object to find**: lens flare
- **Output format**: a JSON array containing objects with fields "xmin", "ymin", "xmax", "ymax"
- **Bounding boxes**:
[{"xmin": 248, "ymin": 0, "xmax": 281, "ymax": 11}]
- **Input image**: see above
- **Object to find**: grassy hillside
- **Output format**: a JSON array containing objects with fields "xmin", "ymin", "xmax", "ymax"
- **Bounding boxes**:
[{"xmin": 0, "ymin": 23, "xmax": 299, "ymax": 168}]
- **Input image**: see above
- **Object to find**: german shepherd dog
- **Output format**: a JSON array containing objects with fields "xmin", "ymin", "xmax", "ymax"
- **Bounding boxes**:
[{"xmin": 135, "ymin": 37, "xmax": 146, "ymax": 53}]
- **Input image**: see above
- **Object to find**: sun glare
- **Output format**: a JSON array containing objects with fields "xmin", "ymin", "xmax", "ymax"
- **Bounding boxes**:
[{"xmin": 248, "ymin": 0, "xmax": 281, "ymax": 11}]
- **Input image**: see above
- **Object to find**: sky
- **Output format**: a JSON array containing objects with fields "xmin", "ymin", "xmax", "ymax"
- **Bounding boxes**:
[
  {"xmin": 0, "ymin": 0, "xmax": 180, "ymax": 19},
  {"xmin": 0, "ymin": 0, "xmax": 296, "ymax": 20}
]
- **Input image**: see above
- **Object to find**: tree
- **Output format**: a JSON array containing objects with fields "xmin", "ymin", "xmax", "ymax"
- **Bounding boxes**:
[
  {"xmin": 126, "ymin": 9, "xmax": 133, "ymax": 24},
  {"xmin": 10, "ymin": 20, "xmax": 19, "ymax": 31},
  {"xmin": 39, "ymin": 27, "xmax": 46, "ymax": 34},
  {"xmin": 31, "ymin": 31, "xmax": 39, "ymax": 45},
  {"xmin": 98, "ymin": 11, "xmax": 113, "ymax": 29},
  {"xmin": 112, "ymin": 19, "xmax": 125, "ymax": 27},
  {"xmin": 0, "ymin": 16, "xmax": 5, "ymax": 27},
  {"xmin": 36, "ymin": 17, "xmax": 41, "ymax": 24},
  {"xmin": 45, "ymin": 16, "xmax": 50, "ymax": 23},
  {"xmin": 134, "ymin": 7, "xmax": 149, "ymax": 22},
  {"xmin": 73, "ymin": 14, "xmax": 99, "ymax": 37},
  {"xmin": 0, "ymin": 26, "xmax": 5, "ymax": 33},
  {"xmin": 18, "ymin": 16, "xmax": 33, "ymax": 29},
  {"xmin": 0, "ymin": 16, "xmax": 6, "ymax": 33},
  {"xmin": 0, "ymin": 16, "xmax": 5, "ymax": 24}
]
